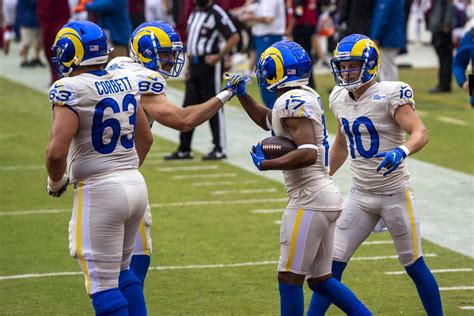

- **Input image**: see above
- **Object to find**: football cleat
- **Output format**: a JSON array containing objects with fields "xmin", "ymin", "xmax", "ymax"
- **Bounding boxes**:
[
  {"xmin": 330, "ymin": 34, "xmax": 381, "ymax": 91},
  {"xmin": 52, "ymin": 21, "xmax": 109, "ymax": 77},
  {"xmin": 130, "ymin": 21, "xmax": 185, "ymax": 78},
  {"xmin": 256, "ymin": 40, "xmax": 312, "ymax": 92}
]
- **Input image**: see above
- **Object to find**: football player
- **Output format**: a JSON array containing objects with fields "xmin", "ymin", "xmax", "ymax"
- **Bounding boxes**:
[
  {"xmin": 308, "ymin": 34, "xmax": 443, "ymax": 315},
  {"xmin": 106, "ymin": 21, "xmax": 234, "ymax": 287},
  {"xmin": 45, "ymin": 21, "xmax": 152, "ymax": 315},
  {"xmin": 224, "ymin": 41, "xmax": 371, "ymax": 315}
]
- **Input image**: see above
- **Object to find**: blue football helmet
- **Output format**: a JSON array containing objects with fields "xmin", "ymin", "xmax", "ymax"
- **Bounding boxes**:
[
  {"xmin": 130, "ymin": 21, "xmax": 185, "ymax": 78},
  {"xmin": 256, "ymin": 40, "xmax": 312, "ymax": 92},
  {"xmin": 330, "ymin": 34, "xmax": 380, "ymax": 91},
  {"xmin": 52, "ymin": 21, "xmax": 109, "ymax": 77}
]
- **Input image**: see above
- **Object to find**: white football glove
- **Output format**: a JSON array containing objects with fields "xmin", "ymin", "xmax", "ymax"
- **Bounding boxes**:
[{"xmin": 47, "ymin": 174, "xmax": 69, "ymax": 198}]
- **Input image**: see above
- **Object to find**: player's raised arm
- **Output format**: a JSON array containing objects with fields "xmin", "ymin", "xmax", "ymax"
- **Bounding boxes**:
[
  {"xmin": 329, "ymin": 122, "xmax": 348, "ymax": 176},
  {"xmin": 224, "ymin": 74, "xmax": 272, "ymax": 130}
]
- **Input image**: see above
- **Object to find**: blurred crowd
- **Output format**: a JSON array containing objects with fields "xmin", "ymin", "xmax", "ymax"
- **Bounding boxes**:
[{"xmin": 1, "ymin": 0, "xmax": 473, "ymax": 97}]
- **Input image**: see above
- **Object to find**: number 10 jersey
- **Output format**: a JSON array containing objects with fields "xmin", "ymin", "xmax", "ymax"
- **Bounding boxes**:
[
  {"xmin": 48, "ymin": 69, "xmax": 141, "ymax": 183},
  {"xmin": 329, "ymin": 81, "xmax": 416, "ymax": 194}
]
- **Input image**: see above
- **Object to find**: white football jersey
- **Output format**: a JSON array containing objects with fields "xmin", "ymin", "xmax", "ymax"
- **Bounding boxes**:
[
  {"xmin": 272, "ymin": 86, "xmax": 341, "ymax": 211},
  {"xmin": 106, "ymin": 57, "xmax": 167, "ymax": 126},
  {"xmin": 329, "ymin": 81, "xmax": 416, "ymax": 194},
  {"xmin": 48, "ymin": 69, "xmax": 141, "ymax": 183}
]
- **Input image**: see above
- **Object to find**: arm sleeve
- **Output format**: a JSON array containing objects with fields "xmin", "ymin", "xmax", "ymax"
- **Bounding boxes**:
[
  {"xmin": 387, "ymin": 82, "xmax": 416, "ymax": 118},
  {"xmin": 48, "ymin": 80, "xmax": 79, "ymax": 115},
  {"xmin": 85, "ymin": 0, "xmax": 117, "ymax": 13},
  {"xmin": 135, "ymin": 70, "xmax": 168, "ymax": 96},
  {"xmin": 214, "ymin": 5, "xmax": 237, "ymax": 39},
  {"xmin": 275, "ymin": 91, "xmax": 323, "ymax": 125}
]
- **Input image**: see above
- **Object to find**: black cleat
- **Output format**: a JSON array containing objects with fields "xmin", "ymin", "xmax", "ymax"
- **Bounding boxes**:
[
  {"xmin": 202, "ymin": 149, "xmax": 227, "ymax": 160},
  {"xmin": 164, "ymin": 151, "xmax": 193, "ymax": 160}
]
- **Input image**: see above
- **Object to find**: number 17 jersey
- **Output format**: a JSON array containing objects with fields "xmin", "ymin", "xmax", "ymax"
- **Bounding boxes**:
[
  {"xmin": 48, "ymin": 69, "xmax": 141, "ymax": 183},
  {"xmin": 329, "ymin": 81, "xmax": 416, "ymax": 194}
]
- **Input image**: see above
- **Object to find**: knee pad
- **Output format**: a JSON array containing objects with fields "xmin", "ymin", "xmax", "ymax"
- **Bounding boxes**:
[
  {"xmin": 91, "ymin": 288, "xmax": 128, "ymax": 316},
  {"xmin": 119, "ymin": 269, "xmax": 142, "ymax": 290}
]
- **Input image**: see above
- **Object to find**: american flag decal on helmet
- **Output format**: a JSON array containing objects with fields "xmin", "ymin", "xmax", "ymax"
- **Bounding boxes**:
[
  {"xmin": 90, "ymin": 45, "xmax": 99, "ymax": 51},
  {"xmin": 287, "ymin": 69, "xmax": 296, "ymax": 75}
]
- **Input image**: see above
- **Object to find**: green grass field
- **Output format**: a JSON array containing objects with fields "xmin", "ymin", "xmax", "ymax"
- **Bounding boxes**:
[{"xmin": 0, "ymin": 68, "xmax": 473, "ymax": 315}]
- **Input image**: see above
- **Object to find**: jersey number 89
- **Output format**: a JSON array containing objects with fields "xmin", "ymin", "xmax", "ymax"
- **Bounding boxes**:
[{"xmin": 92, "ymin": 94, "xmax": 137, "ymax": 154}]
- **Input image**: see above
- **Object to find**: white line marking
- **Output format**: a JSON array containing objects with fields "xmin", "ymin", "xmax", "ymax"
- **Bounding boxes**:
[
  {"xmin": 352, "ymin": 253, "xmax": 437, "ymax": 261},
  {"xmin": 173, "ymin": 173, "xmax": 237, "ymax": 179},
  {"xmin": 416, "ymin": 110, "xmax": 428, "ymax": 117},
  {"xmin": 0, "ymin": 209, "xmax": 69, "ymax": 216},
  {"xmin": 150, "ymin": 198, "xmax": 287, "ymax": 208},
  {"xmin": 0, "ymin": 198, "xmax": 288, "ymax": 216},
  {"xmin": 252, "ymin": 209, "xmax": 285, "ymax": 214},
  {"xmin": 1, "ymin": 254, "xmax": 439, "ymax": 281},
  {"xmin": 459, "ymin": 306, "xmax": 474, "ymax": 310},
  {"xmin": 385, "ymin": 268, "xmax": 473, "ymax": 275},
  {"xmin": 0, "ymin": 165, "xmax": 43, "ymax": 171},
  {"xmin": 440, "ymin": 286, "xmax": 474, "ymax": 291},
  {"xmin": 211, "ymin": 188, "xmax": 277, "ymax": 195},
  {"xmin": 363, "ymin": 241, "xmax": 393, "ymax": 245},
  {"xmin": 158, "ymin": 165, "xmax": 218, "ymax": 172},
  {"xmin": 274, "ymin": 220, "xmax": 282, "ymax": 225},
  {"xmin": 192, "ymin": 180, "xmax": 259, "ymax": 186},
  {"xmin": 436, "ymin": 116, "xmax": 468, "ymax": 126}
]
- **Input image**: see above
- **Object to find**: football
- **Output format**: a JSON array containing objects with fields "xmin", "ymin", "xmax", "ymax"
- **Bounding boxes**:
[{"xmin": 261, "ymin": 136, "xmax": 297, "ymax": 159}]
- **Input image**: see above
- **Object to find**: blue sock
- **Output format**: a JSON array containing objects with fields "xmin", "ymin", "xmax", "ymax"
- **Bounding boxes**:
[
  {"xmin": 91, "ymin": 288, "xmax": 128, "ymax": 316},
  {"xmin": 119, "ymin": 269, "xmax": 147, "ymax": 316},
  {"xmin": 279, "ymin": 283, "xmax": 304, "ymax": 316},
  {"xmin": 130, "ymin": 255, "xmax": 151, "ymax": 287},
  {"xmin": 405, "ymin": 257, "xmax": 443, "ymax": 316},
  {"xmin": 309, "ymin": 278, "xmax": 371, "ymax": 316},
  {"xmin": 308, "ymin": 261, "xmax": 347, "ymax": 316}
]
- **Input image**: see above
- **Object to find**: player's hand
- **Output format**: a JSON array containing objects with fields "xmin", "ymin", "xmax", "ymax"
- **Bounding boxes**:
[
  {"xmin": 375, "ymin": 147, "xmax": 407, "ymax": 176},
  {"xmin": 47, "ymin": 174, "xmax": 69, "ymax": 198},
  {"xmin": 205, "ymin": 54, "xmax": 221, "ymax": 65},
  {"xmin": 224, "ymin": 74, "xmax": 248, "ymax": 97},
  {"xmin": 250, "ymin": 143, "xmax": 265, "ymax": 171}
]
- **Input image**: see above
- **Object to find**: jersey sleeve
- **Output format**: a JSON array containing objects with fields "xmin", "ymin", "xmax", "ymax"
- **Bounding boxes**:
[
  {"xmin": 135, "ymin": 69, "xmax": 167, "ymax": 96},
  {"xmin": 387, "ymin": 81, "xmax": 416, "ymax": 118},
  {"xmin": 274, "ymin": 90, "xmax": 323, "ymax": 125},
  {"xmin": 48, "ymin": 79, "xmax": 79, "ymax": 113}
]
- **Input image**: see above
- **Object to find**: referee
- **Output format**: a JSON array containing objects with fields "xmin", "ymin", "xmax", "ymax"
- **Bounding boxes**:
[{"xmin": 166, "ymin": 0, "xmax": 240, "ymax": 160}]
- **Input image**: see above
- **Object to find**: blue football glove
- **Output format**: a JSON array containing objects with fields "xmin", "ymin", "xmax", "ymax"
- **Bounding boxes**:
[
  {"xmin": 224, "ymin": 74, "xmax": 248, "ymax": 97},
  {"xmin": 375, "ymin": 147, "xmax": 408, "ymax": 176},
  {"xmin": 250, "ymin": 143, "xmax": 266, "ymax": 171}
]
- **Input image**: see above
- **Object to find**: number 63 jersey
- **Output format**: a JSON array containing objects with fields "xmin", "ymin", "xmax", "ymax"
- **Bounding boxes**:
[
  {"xmin": 48, "ymin": 69, "xmax": 141, "ymax": 183},
  {"xmin": 329, "ymin": 81, "xmax": 416, "ymax": 194}
]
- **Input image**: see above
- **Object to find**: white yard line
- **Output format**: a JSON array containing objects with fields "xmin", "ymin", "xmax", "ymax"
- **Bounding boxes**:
[
  {"xmin": 459, "ymin": 306, "xmax": 474, "ymax": 310},
  {"xmin": 274, "ymin": 220, "xmax": 282, "ymax": 224},
  {"xmin": 0, "ymin": 165, "xmax": 43, "ymax": 171},
  {"xmin": 211, "ymin": 188, "xmax": 277, "ymax": 195},
  {"xmin": 2, "ymin": 254, "xmax": 440, "ymax": 281},
  {"xmin": 385, "ymin": 268, "xmax": 473, "ymax": 275},
  {"xmin": 439, "ymin": 286, "xmax": 474, "ymax": 291},
  {"xmin": 352, "ymin": 253, "xmax": 437, "ymax": 261},
  {"xmin": 436, "ymin": 116, "xmax": 468, "ymax": 126},
  {"xmin": 0, "ymin": 209, "xmax": 69, "ymax": 216},
  {"xmin": 173, "ymin": 173, "xmax": 237, "ymax": 179},
  {"xmin": 252, "ymin": 209, "xmax": 285, "ymax": 214},
  {"xmin": 192, "ymin": 180, "xmax": 259, "ymax": 186},
  {"xmin": 158, "ymin": 165, "xmax": 218, "ymax": 172},
  {"xmin": 416, "ymin": 110, "xmax": 428, "ymax": 117}
]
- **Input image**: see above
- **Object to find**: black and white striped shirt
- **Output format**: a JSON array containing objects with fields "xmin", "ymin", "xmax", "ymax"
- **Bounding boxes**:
[{"xmin": 186, "ymin": 4, "xmax": 237, "ymax": 57}]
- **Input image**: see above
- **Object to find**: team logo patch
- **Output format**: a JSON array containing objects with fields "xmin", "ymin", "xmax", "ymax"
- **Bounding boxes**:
[{"xmin": 372, "ymin": 94, "xmax": 386, "ymax": 101}]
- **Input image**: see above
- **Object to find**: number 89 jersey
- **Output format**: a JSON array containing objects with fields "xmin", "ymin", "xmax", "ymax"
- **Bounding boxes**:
[
  {"xmin": 329, "ymin": 81, "xmax": 416, "ymax": 194},
  {"xmin": 48, "ymin": 69, "xmax": 141, "ymax": 183}
]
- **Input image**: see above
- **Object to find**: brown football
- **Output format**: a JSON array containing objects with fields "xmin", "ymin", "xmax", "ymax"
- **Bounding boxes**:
[{"xmin": 261, "ymin": 136, "xmax": 297, "ymax": 159}]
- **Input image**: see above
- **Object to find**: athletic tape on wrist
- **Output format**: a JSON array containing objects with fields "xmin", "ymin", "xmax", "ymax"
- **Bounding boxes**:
[
  {"xmin": 48, "ymin": 174, "xmax": 69, "ymax": 191},
  {"xmin": 297, "ymin": 144, "xmax": 318, "ymax": 151},
  {"xmin": 399, "ymin": 145, "xmax": 410, "ymax": 156},
  {"xmin": 216, "ymin": 90, "xmax": 232, "ymax": 104}
]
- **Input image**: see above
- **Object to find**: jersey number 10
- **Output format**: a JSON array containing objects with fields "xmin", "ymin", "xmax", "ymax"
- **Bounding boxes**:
[{"xmin": 341, "ymin": 116, "xmax": 379, "ymax": 159}]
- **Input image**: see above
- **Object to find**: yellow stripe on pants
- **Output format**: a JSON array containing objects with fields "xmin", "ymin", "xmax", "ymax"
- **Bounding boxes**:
[
  {"xmin": 286, "ymin": 209, "xmax": 304, "ymax": 272},
  {"xmin": 76, "ymin": 182, "xmax": 91, "ymax": 294},
  {"xmin": 405, "ymin": 189, "xmax": 418, "ymax": 264},
  {"xmin": 139, "ymin": 219, "xmax": 150, "ymax": 256}
]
